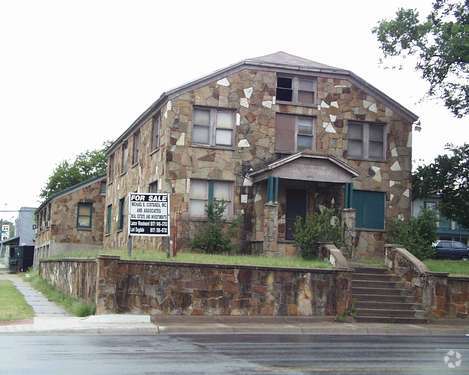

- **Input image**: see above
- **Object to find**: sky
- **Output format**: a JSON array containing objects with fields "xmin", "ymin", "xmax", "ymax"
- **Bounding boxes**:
[{"xmin": 0, "ymin": 0, "xmax": 467, "ymax": 221}]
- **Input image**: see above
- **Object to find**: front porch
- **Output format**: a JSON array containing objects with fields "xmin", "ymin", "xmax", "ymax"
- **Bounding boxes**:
[{"xmin": 249, "ymin": 153, "xmax": 359, "ymax": 256}]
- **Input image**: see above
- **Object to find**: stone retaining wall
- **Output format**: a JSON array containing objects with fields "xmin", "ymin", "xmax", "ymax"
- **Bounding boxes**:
[
  {"xmin": 39, "ymin": 259, "xmax": 97, "ymax": 304},
  {"xmin": 39, "ymin": 256, "xmax": 352, "ymax": 317}
]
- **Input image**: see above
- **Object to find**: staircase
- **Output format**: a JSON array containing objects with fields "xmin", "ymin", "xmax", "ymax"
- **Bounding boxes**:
[{"xmin": 352, "ymin": 266, "xmax": 427, "ymax": 324}]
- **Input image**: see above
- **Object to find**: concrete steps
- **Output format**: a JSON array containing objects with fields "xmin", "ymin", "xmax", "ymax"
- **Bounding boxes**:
[{"xmin": 352, "ymin": 266, "xmax": 428, "ymax": 324}]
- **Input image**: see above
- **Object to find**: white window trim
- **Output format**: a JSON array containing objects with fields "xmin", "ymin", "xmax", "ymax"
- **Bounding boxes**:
[
  {"xmin": 276, "ymin": 75, "xmax": 317, "ymax": 105},
  {"xmin": 192, "ymin": 107, "xmax": 235, "ymax": 148},
  {"xmin": 347, "ymin": 121, "xmax": 387, "ymax": 161}
]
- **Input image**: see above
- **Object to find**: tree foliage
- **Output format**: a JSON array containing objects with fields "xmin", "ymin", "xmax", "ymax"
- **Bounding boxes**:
[
  {"xmin": 191, "ymin": 200, "xmax": 239, "ymax": 254},
  {"xmin": 387, "ymin": 209, "xmax": 438, "ymax": 260},
  {"xmin": 40, "ymin": 141, "xmax": 111, "ymax": 200},
  {"xmin": 293, "ymin": 208, "xmax": 343, "ymax": 259},
  {"xmin": 373, "ymin": 0, "xmax": 469, "ymax": 117},
  {"xmin": 413, "ymin": 143, "xmax": 469, "ymax": 228}
]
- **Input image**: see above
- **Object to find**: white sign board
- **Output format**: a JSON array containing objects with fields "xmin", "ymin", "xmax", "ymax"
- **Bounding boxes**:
[{"xmin": 128, "ymin": 193, "xmax": 170, "ymax": 237}]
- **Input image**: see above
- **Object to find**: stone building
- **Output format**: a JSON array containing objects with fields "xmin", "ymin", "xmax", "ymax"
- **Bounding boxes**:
[
  {"xmin": 104, "ymin": 52, "xmax": 417, "ymax": 256},
  {"xmin": 35, "ymin": 175, "xmax": 106, "ymax": 264}
]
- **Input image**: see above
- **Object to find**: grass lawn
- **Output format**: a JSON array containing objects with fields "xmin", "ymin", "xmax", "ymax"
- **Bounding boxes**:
[
  {"xmin": 0, "ymin": 280, "xmax": 34, "ymax": 321},
  {"xmin": 47, "ymin": 249, "xmax": 332, "ymax": 269},
  {"xmin": 424, "ymin": 259, "xmax": 469, "ymax": 277},
  {"xmin": 24, "ymin": 272, "xmax": 95, "ymax": 317}
]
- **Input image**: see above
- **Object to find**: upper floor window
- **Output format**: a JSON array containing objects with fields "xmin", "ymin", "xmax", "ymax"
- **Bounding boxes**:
[
  {"xmin": 276, "ymin": 76, "xmax": 317, "ymax": 105},
  {"xmin": 105, "ymin": 204, "xmax": 112, "ymax": 234},
  {"xmin": 347, "ymin": 121, "xmax": 385, "ymax": 160},
  {"xmin": 192, "ymin": 107, "xmax": 235, "ymax": 147},
  {"xmin": 121, "ymin": 141, "xmax": 128, "ymax": 174},
  {"xmin": 149, "ymin": 181, "xmax": 158, "ymax": 193},
  {"xmin": 118, "ymin": 197, "xmax": 125, "ymax": 231},
  {"xmin": 108, "ymin": 153, "xmax": 114, "ymax": 181},
  {"xmin": 275, "ymin": 113, "xmax": 315, "ymax": 153},
  {"xmin": 151, "ymin": 113, "xmax": 161, "ymax": 151},
  {"xmin": 100, "ymin": 181, "xmax": 106, "ymax": 195},
  {"xmin": 77, "ymin": 202, "xmax": 92, "ymax": 229},
  {"xmin": 132, "ymin": 130, "xmax": 140, "ymax": 165}
]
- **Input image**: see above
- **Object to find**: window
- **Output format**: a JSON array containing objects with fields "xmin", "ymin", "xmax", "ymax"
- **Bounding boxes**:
[
  {"xmin": 347, "ymin": 121, "xmax": 385, "ymax": 160},
  {"xmin": 192, "ymin": 107, "xmax": 234, "ymax": 147},
  {"xmin": 424, "ymin": 201, "xmax": 437, "ymax": 211},
  {"xmin": 108, "ymin": 153, "xmax": 114, "ymax": 180},
  {"xmin": 118, "ymin": 197, "xmax": 125, "ymax": 231},
  {"xmin": 276, "ymin": 76, "xmax": 316, "ymax": 105},
  {"xmin": 132, "ymin": 130, "xmax": 140, "ymax": 165},
  {"xmin": 151, "ymin": 113, "xmax": 161, "ymax": 150},
  {"xmin": 189, "ymin": 180, "xmax": 233, "ymax": 218},
  {"xmin": 77, "ymin": 202, "xmax": 92, "ymax": 229},
  {"xmin": 121, "ymin": 141, "xmax": 128, "ymax": 174},
  {"xmin": 106, "ymin": 204, "xmax": 112, "ymax": 234},
  {"xmin": 149, "ymin": 181, "xmax": 158, "ymax": 193},
  {"xmin": 275, "ymin": 113, "xmax": 315, "ymax": 153},
  {"xmin": 352, "ymin": 190, "xmax": 385, "ymax": 230},
  {"xmin": 100, "ymin": 181, "xmax": 106, "ymax": 195}
]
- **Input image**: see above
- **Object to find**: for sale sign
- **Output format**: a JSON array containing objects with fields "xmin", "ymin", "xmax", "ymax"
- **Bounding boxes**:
[{"xmin": 128, "ymin": 193, "xmax": 170, "ymax": 237}]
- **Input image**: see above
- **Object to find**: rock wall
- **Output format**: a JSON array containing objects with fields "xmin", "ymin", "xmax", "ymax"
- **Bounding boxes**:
[{"xmin": 39, "ymin": 259, "xmax": 97, "ymax": 304}]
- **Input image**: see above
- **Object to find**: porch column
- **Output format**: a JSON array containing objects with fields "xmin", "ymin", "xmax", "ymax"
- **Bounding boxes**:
[
  {"xmin": 263, "ymin": 176, "xmax": 279, "ymax": 256},
  {"xmin": 342, "ymin": 208, "xmax": 356, "ymax": 258}
]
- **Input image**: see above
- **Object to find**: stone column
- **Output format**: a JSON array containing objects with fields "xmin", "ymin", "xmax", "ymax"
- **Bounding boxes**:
[
  {"xmin": 341, "ymin": 208, "xmax": 356, "ymax": 258},
  {"xmin": 95, "ymin": 255, "xmax": 120, "ymax": 314},
  {"xmin": 263, "ymin": 203, "xmax": 279, "ymax": 256}
]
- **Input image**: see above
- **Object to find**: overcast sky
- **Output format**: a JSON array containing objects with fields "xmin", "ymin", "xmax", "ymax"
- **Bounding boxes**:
[{"xmin": 0, "ymin": 0, "xmax": 467, "ymax": 221}]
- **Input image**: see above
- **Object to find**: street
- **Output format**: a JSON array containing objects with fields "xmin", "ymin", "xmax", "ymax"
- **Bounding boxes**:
[{"xmin": 0, "ymin": 334, "xmax": 468, "ymax": 374}]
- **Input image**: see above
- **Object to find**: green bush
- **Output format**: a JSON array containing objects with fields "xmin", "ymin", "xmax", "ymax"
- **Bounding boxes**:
[
  {"xmin": 191, "ymin": 200, "xmax": 239, "ymax": 254},
  {"xmin": 387, "ymin": 209, "xmax": 437, "ymax": 260},
  {"xmin": 293, "ymin": 208, "xmax": 343, "ymax": 259}
]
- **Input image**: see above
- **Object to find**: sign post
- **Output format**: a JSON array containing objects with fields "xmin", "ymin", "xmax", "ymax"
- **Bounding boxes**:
[{"xmin": 128, "ymin": 192, "xmax": 171, "ymax": 257}]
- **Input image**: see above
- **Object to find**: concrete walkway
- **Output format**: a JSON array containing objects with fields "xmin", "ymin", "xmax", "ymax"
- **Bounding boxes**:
[{"xmin": 0, "ymin": 273, "xmax": 69, "ymax": 317}]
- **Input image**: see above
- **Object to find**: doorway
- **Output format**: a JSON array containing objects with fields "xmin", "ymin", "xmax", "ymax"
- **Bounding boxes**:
[{"xmin": 286, "ymin": 189, "xmax": 307, "ymax": 240}]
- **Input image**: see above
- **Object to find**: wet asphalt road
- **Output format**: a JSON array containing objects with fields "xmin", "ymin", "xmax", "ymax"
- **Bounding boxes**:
[{"xmin": 1, "ymin": 334, "xmax": 469, "ymax": 374}]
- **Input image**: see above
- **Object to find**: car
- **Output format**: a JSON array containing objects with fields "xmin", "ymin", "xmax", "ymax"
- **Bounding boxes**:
[{"xmin": 433, "ymin": 240, "xmax": 469, "ymax": 260}]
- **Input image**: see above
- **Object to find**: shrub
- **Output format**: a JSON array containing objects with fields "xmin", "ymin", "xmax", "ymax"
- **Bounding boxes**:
[
  {"xmin": 191, "ymin": 200, "xmax": 239, "ymax": 254},
  {"xmin": 293, "ymin": 208, "xmax": 343, "ymax": 259},
  {"xmin": 387, "ymin": 209, "xmax": 437, "ymax": 260}
]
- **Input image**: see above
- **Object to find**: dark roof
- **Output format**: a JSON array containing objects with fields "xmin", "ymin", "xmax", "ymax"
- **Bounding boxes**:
[
  {"xmin": 36, "ymin": 175, "xmax": 106, "ymax": 212},
  {"xmin": 107, "ymin": 51, "xmax": 419, "ymax": 154},
  {"xmin": 1, "ymin": 236, "xmax": 19, "ymax": 246}
]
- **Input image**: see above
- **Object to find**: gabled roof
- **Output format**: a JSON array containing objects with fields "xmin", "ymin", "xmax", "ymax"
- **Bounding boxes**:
[
  {"xmin": 36, "ymin": 175, "xmax": 106, "ymax": 213},
  {"xmin": 249, "ymin": 152, "xmax": 360, "ymax": 179},
  {"xmin": 107, "ymin": 51, "xmax": 418, "ymax": 154}
]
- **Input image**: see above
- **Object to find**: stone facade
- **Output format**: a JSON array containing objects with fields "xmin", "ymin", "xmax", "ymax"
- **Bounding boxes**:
[
  {"xmin": 104, "ymin": 52, "xmax": 416, "ymax": 256},
  {"xmin": 35, "ymin": 176, "xmax": 106, "ymax": 264}
]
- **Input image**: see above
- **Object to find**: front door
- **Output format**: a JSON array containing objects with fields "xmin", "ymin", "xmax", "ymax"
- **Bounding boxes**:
[{"xmin": 286, "ymin": 189, "xmax": 307, "ymax": 240}]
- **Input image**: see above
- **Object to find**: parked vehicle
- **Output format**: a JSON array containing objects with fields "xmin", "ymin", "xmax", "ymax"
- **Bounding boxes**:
[{"xmin": 433, "ymin": 240, "xmax": 469, "ymax": 260}]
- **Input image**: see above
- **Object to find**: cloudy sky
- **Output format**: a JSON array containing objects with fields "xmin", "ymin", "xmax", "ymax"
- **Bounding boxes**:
[{"xmin": 0, "ymin": 0, "xmax": 467, "ymax": 220}]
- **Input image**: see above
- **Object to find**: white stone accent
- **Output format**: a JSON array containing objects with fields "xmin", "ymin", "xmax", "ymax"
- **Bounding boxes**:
[
  {"xmin": 329, "ymin": 114, "xmax": 337, "ymax": 123},
  {"xmin": 407, "ymin": 132, "xmax": 412, "ymax": 148},
  {"xmin": 334, "ymin": 85, "xmax": 347, "ymax": 89},
  {"xmin": 237, "ymin": 139, "xmax": 250, "ymax": 148},
  {"xmin": 186, "ymin": 178, "xmax": 190, "ymax": 194},
  {"xmin": 330, "ymin": 101, "xmax": 339, "ymax": 108},
  {"xmin": 390, "ymin": 194, "xmax": 394, "ymax": 201},
  {"xmin": 369, "ymin": 103, "xmax": 377, "ymax": 113},
  {"xmin": 176, "ymin": 133, "xmax": 185, "ymax": 146},
  {"xmin": 403, "ymin": 189, "xmax": 410, "ymax": 198},
  {"xmin": 216, "ymin": 78, "xmax": 230, "ymax": 87},
  {"xmin": 164, "ymin": 100, "xmax": 172, "ymax": 119},
  {"xmin": 240, "ymin": 98, "xmax": 249, "ymax": 108},
  {"xmin": 385, "ymin": 107, "xmax": 393, "ymax": 117},
  {"xmin": 363, "ymin": 100, "xmax": 372, "ymax": 109},
  {"xmin": 324, "ymin": 123, "xmax": 336, "ymax": 133},
  {"xmin": 320, "ymin": 100, "xmax": 330, "ymax": 109},
  {"xmin": 398, "ymin": 214, "xmax": 404, "ymax": 221},
  {"xmin": 243, "ymin": 87, "xmax": 253, "ymax": 99},
  {"xmin": 254, "ymin": 193, "xmax": 262, "ymax": 202},
  {"xmin": 243, "ymin": 177, "xmax": 253, "ymax": 187},
  {"xmin": 272, "ymin": 96, "xmax": 276, "ymax": 104},
  {"xmin": 262, "ymin": 100, "xmax": 272, "ymax": 109},
  {"xmin": 391, "ymin": 148, "xmax": 398, "ymax": 157},
  {"xmin": 371, "ymin": 166, "xmax": 382, "ymax": 182},
  {"xmin": 236, "ymin": 113, "xmax": 241, "ymax": 126},
  {"xmin": 240, "ymin": 194, "xmax": 248, "ymax": 204},
  {"xmin": 390, "ymin": 180, "xmax": 396, "ymax": 187},
  {"xmin": 390, "ymin": 161, "xmax": 401, "ymax": 171}
]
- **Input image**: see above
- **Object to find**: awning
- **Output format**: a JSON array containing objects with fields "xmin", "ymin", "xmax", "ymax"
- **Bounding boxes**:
[
  {"xmin": 1, "ymin": 236, "xmax": 19, "ymax": 246},
  {"xmin": 249, "ymin": 152, "xmax": 359, "ymax": 184}
]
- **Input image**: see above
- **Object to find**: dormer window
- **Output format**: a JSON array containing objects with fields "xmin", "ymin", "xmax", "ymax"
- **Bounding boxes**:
[{"xmin": 276, "ymin": 75, "xmax": 317, "ymax": 105}]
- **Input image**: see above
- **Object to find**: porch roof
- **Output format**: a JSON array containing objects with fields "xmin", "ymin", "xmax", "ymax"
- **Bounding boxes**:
[{"xmin": 248, "ymin": 153, "xmax": 360, "ymax": 184}]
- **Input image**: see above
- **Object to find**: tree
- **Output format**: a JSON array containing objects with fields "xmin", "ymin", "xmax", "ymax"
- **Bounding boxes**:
[
  {"xmin": 40, "ymin": 141, "xmax": 111, "ymax": 200},
  {"xmin": 373, "ymin": 0, "xmax": 469, "ymax": 117},
  {"xmin": 413, "ymin": 143, "xmax": 469, "ymax": 227}
]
